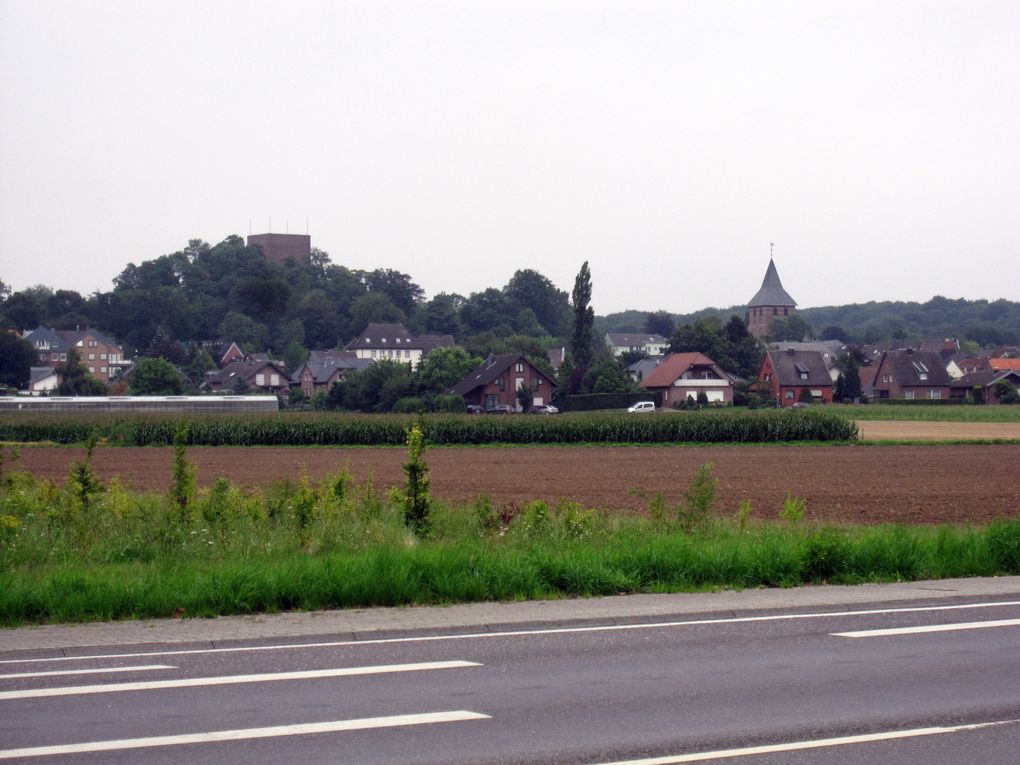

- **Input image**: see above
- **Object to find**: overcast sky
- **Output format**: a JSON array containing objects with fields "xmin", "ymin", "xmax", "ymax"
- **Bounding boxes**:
[{"xmin": 1, "ymin": 1, "xmax": 1017, "ymax": 316}]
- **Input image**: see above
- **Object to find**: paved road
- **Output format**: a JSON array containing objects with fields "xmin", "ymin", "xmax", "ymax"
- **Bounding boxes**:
[{"xmin": 2, "ymin": 578, "xmax": 1020, "ymax": 763}]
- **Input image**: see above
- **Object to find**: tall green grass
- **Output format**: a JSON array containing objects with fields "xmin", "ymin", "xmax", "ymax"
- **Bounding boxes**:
[
  {"xmin": 838, "ymin": 403, "xmax": 1020, "ymax": 422},
  {"xmin": 1, "ymin": 453, "xmax": 1017, "ymax": 626}
]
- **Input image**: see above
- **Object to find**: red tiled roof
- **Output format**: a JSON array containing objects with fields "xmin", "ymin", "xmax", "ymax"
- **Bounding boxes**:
[
  {"xmin": 990, "ymin": 358, "xmax": 1020, "ymax": 372},
  {"xmin": 640, "ymin": 353, "xmax": 721, "ymax": 389}
]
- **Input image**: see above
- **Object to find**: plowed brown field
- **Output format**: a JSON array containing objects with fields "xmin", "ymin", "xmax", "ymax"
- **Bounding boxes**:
[{"xmin": 13, "ymin": 443, "xmax": 1020, "ymax": 525}]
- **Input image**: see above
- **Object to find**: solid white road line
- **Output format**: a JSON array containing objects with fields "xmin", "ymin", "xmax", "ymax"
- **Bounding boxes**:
[
  {"xmin": 0, "ymin": 660, "xmax": 480, "ymax": 700},
  {"xmin": 0, "ymin": 710, "xmax": 490, "ymax": 759},
  {"xmin": 3, "ymin": 600, "xmax": 1018, "ymax": 666},
  {"xmin": 833, "ymin": 617, "xmax": 1020, "ymax": 638},
  {"xmin": 592, "ymin": 719, "xmax": 1020, "ymax": 764},
  {"xmin": 0, "ymin": 665, "xmax": 175, "ymax": 679}
]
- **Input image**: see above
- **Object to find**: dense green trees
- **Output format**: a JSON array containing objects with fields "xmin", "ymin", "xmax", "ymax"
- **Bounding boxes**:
[
  {"xmin": 129, "ymin": 358, "xmax": 185, "ymax": 395},
  {"xmin": 669, "ymin": 315, "xmax": 764, "ymax": 380},
  {"xmin": 0, "ymin": 333, "xmax": 36, "ymax": 389},
  {"xmin": 56, "ymin": 348, "xmax": 107, "ymax": 395}
]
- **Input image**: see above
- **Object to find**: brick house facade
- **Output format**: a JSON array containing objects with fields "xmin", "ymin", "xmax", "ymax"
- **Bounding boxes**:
[
  {"xmin": 452, "ymin": 354, "xmax": 556, "ymax": 411},
  {"xmin": 872, "ymin": 349, "xmax": 952, "ymax": 401},
  {"xmin": 640, "ymin": 352, "xmax": 734, "ymax": 406},
  {"xmin": 760, "ymin": 349, "xmax": 834, "ymax": 406}
]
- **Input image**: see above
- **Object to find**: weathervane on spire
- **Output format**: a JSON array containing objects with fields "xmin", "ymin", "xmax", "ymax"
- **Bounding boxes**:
[{"xmin": 770, "ymin": 242, "xmax": 774, "ymax": 259}]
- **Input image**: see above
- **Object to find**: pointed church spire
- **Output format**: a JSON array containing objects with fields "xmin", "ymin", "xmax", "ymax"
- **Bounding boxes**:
[{"xmin": 747, "ymin": 249, "xmax": 796, "ymax": 308}]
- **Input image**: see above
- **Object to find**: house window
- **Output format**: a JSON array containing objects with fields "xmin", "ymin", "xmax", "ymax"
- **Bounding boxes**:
[
  {"xmin": 270, "ymin": 374, "xmax": 280, "ymax": 386},
  {"xmin": 404, "ymin": 350, "xmax": 410, "ymax": 358},
  {"xmin": 60, "ymin": 354, "xmax": 66, "ymax": 361},
  {"xmin": 928, "ymin": 389, "xmax": 942, "ymax": 399},
  {"xmin": 100, "ymin": 353, "xmax": 107, "ymax": 360},
  {"xmin": 904, "ymin": 389, "xmax": 915, "ymax": 400},
  {"xmin": 785, "ymin": 391, "xmax": 794, "ymax": 400},
  {"xmin": 799, "ymin": 372, "xmax": 808, "ymax": 380},
  {"xmin": 919, "ymin": 373, "xmax": 928, "ymax": 381},
  {"xmin": 88, "ymin": 340, "xmax": 98, "ymax": 347},
  {"xmin": 100, "ymin": 367, "xmax": 107, "ymax": 374},
  {"xmin": 515, "ymin": 362, "xmax": 524, "ymax": 372},
  {"xmin": 256, "ymin": 374, "xmax": 265, "ymax": 386},
  {"xmin": 88, "ymin": 353, "xmax": 95, "ymax": 360},
  {"xmin": 51, "ymin": 353, "xmax": 59, "ymax": 361},
  {"xmin": 534, "ymin": 378, "xmax": 541, "ymax": 387},
  {"xmin": 88, "ymin": 367, "xmax": 95, "ymax": 373},
  {"xmin": 498, "ymin": 376, "xmax": 505, "ymax": 391},
  {"xmin": 882, "ymin": 374, "xmax": 892, "ymax": 383},
  {"xmin": 371, "ymin": 350, "xmax": 377, "ymax": 358}
]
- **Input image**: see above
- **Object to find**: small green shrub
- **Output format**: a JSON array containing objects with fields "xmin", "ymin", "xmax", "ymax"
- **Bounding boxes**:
[{"xmin": 780, "ymin": 493, "xmax": 807, "ymax": 524}]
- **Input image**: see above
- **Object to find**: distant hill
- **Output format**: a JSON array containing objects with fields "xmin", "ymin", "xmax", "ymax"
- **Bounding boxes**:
[{"xmin": 598, "ymin": 296, "xmax": 1020, "ymax": 347}]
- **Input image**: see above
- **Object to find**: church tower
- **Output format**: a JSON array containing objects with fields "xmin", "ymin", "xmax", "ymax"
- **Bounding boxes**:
[{"xmin": 746, "ymin": 249, "xmax": 797, "ymax": 339}]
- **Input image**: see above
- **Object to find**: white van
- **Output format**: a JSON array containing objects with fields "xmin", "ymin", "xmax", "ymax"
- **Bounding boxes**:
[{"xmin": 627, "ymin": 401, "xmax": 655, "ymax": 413}]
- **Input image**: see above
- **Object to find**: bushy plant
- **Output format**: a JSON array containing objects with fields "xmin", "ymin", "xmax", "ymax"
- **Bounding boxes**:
[{"xmin": 402, "ymin": 425, "xmax": 431, "ymax": 536}]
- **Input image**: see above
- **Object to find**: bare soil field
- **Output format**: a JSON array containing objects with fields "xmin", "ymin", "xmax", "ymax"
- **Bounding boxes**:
[
  {"xmin": 12, "ymin": 443, "xmax": 1020, "ymax": 525},
  {"xmin": 856, "ymin": 421, "xmax": 1020, "ymax": 441}
]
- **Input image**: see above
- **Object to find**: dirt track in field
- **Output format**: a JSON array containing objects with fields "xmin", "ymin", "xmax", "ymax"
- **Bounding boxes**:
[
  {"xmin": 11, "ymin": 443, "xmax": 1020, "ymax": 525},
  {"xmin": 856, "ymin": 421, "xmax": 1020, "ymax": 441}
]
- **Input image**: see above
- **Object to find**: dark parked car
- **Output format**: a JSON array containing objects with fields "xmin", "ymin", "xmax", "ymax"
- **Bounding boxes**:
[{"xmin": 486, "ymin": 404, "xmax": 514, "ymax": 415}]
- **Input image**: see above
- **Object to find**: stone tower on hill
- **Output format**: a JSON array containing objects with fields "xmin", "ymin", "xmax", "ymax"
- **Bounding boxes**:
[
  {"xmin": 247, "ymin": 233, "xmax": 311, "ymax": 266},
  {"xmin": 746, "ymin": 257, "xmax": 797, "ymax": 338}
]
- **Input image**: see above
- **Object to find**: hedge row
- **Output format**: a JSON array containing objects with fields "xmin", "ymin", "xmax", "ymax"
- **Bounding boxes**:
[{"xmin": 0, "ymin": 409, "xmax": 858, "ymax": 446}]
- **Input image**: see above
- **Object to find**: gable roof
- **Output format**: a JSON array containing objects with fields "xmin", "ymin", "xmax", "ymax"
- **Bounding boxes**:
[
  {"xmin": 878, "ymin": 349, "xmax": 952, "ymax": 387},
  {"xmin": 990, "ymin": 358, "xmax": 1020, "ymax": 372},
  {"xmin": 640, "ymin": 353, "xmax": 728, "ymax": 389},
  {"xmin": 451, "ymin": 354, "xmax": 554, "ymax": 396},
  {"xmin": 204, "ymin": 358, "xmax": 289, "ymax": 389},
  {"xmin": 345, "ymin": 323, "xmax": 414, "ymax": 350},
  {"xmin": 292, "ymin": 354, "xmax": 372, "ymax": 384},
  {"xmin": 748, "ymin": 259, "xmax": 797, "ymax": 308},
  {"xmin": 951, "ymin": 369, "xmax": 1020, "ymax": 389},
  {"xmin": 766, "ymin": 349, "xmax": 832, "ymax": 387}
]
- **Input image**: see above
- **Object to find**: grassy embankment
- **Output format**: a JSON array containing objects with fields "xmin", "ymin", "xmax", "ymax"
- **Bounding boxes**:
[
  {"xmin": 837, "ymin": 403, "xmax": 1020, "ymax": 422},
  {"xmin": 2, "ymin": 444, "xmax": 1018, "ymax": 627}
]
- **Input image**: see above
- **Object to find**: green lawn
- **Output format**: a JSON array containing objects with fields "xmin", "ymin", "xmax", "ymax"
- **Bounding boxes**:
[{"xmin": 836, "ymin": 403, "xmax": 1020, "ymax": 422}]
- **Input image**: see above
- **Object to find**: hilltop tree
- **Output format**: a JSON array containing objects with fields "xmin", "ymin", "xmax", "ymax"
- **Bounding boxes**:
[
  {"xmin": 645, "ymin": 311, "xmax": 675, "ymax": 338},
  {"xmin": 833, "ymin": 353, "xmax": 863, "ymax": 402}
]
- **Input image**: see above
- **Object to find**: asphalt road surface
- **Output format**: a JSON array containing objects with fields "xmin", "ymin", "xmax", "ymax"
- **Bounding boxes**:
[{"xmin": 2, "ymin": 591, "xmax": 1019, "ymax": 763}]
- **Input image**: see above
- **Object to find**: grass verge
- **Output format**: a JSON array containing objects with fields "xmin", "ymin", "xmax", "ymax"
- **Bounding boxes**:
[{"xmin": 2, "ymin": 457, "xmax": 1018, "ymax": 626}]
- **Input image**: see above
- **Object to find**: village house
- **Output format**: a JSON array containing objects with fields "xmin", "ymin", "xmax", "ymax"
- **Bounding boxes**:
[
  {"xmin": 22, "ymin": 326, "xmax": 128, "ymax": 384},
  {"xmin": 950, "ymin": 369, "xmax": 1020, "ymax": 404},
  {"xmin": 604, "ymin": 333, "xmax": 669, "ymax": 358},
  {"xmin": 345, "ymin": 323, "xmax": 454, "ymax": 369},
  {"xmin": 639, "ymin": 352, "xmax": 734, "ymax": 406},
  {"xmin": 871, "ymin": 348, "xmax": 952, "ymax": 401},
  {"xmin": 290, "ymin": 350, "xmax": 373, "ymax": 397},
  {"xmin": 452, "ymin": 354, "xmax": 556, "ymax": 412},
  {"xmin": 759, "ymin": 349, "xmax": 834, "ymax": 406},
  {"xmin": 202, "ymin": 357, "xmax": 290, "ymax": 394}
]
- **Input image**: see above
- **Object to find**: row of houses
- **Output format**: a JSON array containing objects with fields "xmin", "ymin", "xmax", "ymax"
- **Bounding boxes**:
[{"xmin": 632, "ymin": 345, "xmax": 1020, "ymax": 407}]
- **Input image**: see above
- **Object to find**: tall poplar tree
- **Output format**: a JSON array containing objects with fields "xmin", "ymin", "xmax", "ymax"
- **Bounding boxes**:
[{"xmin": 570, "ymin": 261, "xmax": 595, "ymax": 369}]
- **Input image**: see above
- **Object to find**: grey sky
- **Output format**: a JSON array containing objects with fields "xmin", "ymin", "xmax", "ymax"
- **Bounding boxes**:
[{"xmin": 1, "ymin": 1, "xmax": 1017, "ymax": 316}]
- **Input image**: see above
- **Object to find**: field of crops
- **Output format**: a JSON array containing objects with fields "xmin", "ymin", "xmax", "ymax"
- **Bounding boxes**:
[{"xmin": 0, "ymin": 409, "xmax": 858, "ymax": 446}]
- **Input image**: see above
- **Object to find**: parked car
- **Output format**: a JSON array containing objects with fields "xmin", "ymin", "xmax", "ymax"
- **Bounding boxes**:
[
  {"xmin": 465, "ymin": 404, "xmax": 483, "ymax": 415},
  {"xmin": 486, "ymin": 404, "xmax": 514, "ymax": 415},
  {"xmin": 627, "ymin": 401, "xmax": 655, "ymax": 413},
  {"xmin": 531, "ymin": 404, "xmax": 559, "ymax": 414}
]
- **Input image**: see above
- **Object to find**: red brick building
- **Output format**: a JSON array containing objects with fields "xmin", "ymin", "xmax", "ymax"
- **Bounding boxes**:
[
  {"xmin": 872, "ymin": 349, "xmax": 952, "ymax": 401},
  {"xmin": 452, "ymin": 354, "xmax": 556, "ymax": 411},
  {"xmin": 760, "ymin": 349, "xmax": 834, "ymax": 406},
  {"xmin": 247, "ymin": 233, "xmax": 311, "ymax": 266},
  {"xmin": 640, "ymin": 352, "xmax": 734, "ymax": 407}
]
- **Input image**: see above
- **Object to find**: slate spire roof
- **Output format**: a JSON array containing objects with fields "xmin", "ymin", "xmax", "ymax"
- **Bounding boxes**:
[{"xmin": 747, "ymin": 259, "xmax": 797, "ymax": 308}]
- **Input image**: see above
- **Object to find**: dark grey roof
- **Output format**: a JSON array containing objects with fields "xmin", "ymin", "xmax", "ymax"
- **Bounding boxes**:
[
  {"xmin": 451, "ymin": 354, "xmax": 554, "ymax": 396},
  {"xmin": 748, "ymin": 259, "xmax": 796, "ymax": 308},
  {"xmin": 880, "ymin": 349, "xmax": 952, "ymax": 387},
  {"xmin": 951, "ymin": 370, "xmax": 1020, "ymax": 389},
  {"xmin": 292, "ymin": 355, "xmax": 372, "ymax": 384},
  {"xmin": 767, "ymin": 349, "xmax": 832, "ymax": 387},
  {"xmin": 29, "ymin": 366, "xmax": 58, "ymax": 384},
  {"xmin": 345, "ymin": 323, "xmax": 414, "ymax": 350}
]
